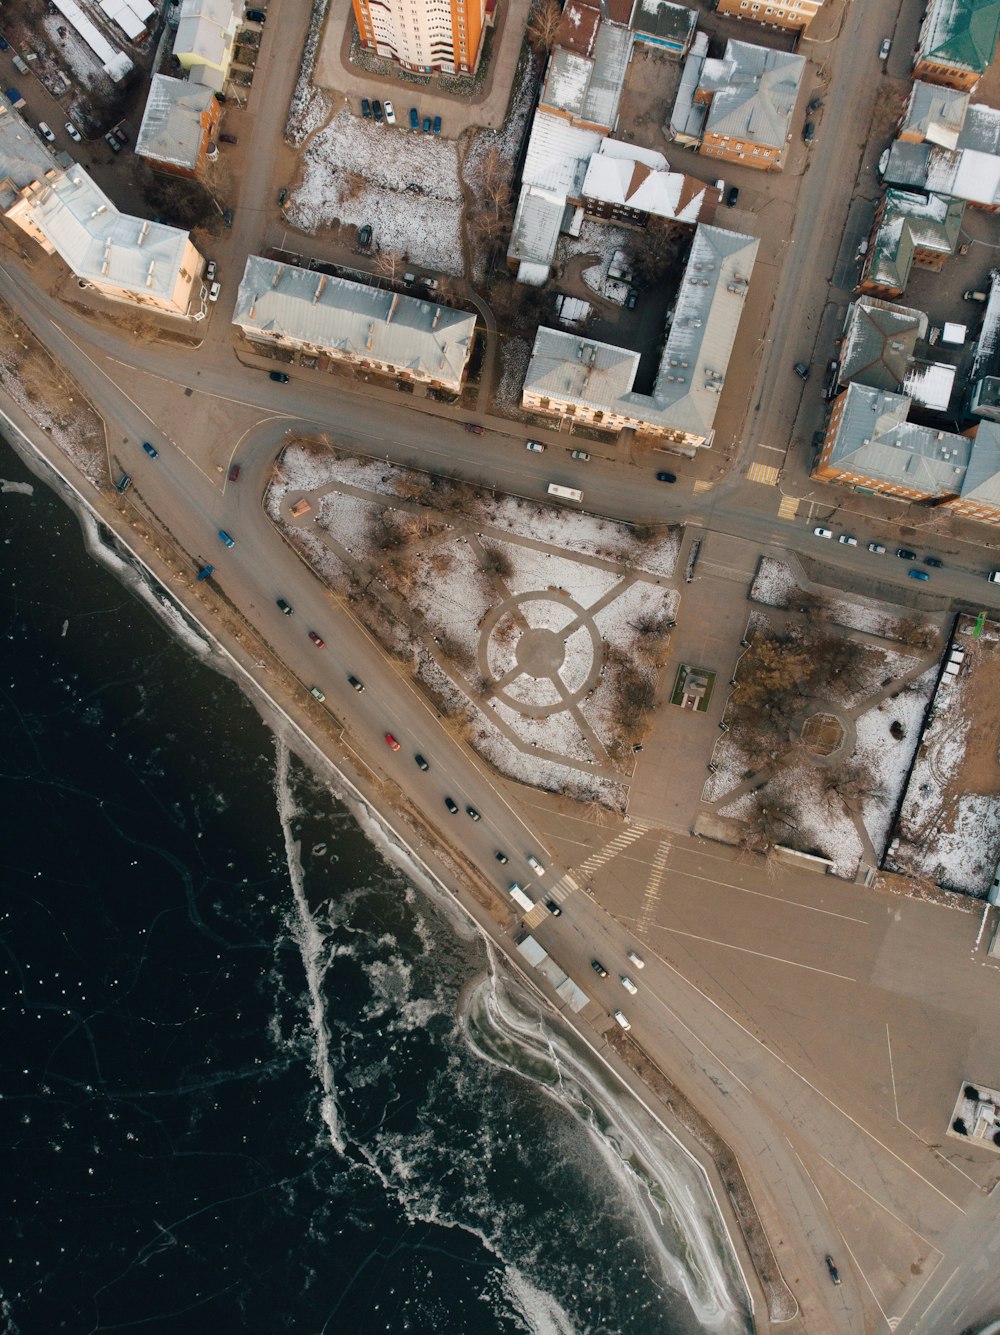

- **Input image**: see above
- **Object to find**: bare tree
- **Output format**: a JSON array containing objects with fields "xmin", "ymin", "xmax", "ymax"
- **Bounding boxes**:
[
  {"xmin": 526, "ymin": 0, "xmax": 563, "ymax": 53},
  {"xmin": 339, "ymin": 170, "xmax": 368, "ymax": 203},
  {"xmin": 374, "ymin": 248, "xmax": 404, "ymax": 281}
]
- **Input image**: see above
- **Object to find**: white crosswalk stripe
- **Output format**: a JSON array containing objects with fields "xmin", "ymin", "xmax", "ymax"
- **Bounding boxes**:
[{"xmin": 637, "ymin": 839, "xmax": 672, "ymax": 936}]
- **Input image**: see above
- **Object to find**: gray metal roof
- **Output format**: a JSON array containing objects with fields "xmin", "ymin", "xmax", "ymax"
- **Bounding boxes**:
[
  {"xmin": 867, "ymin": 189, "xmax": 964, "ymax": 291},
  {"xmin": 136, "ymin": 74, "xmax": 215, "ymax": 170},
  {"xmin": 633, "ymin": 0, "xmax": 696, "ymax": 47},
  {"xmin": 668, "ymin": 29, "xmax": 709, "ymax": 142},
  {"xmin": 882, "ymin": 140, "xmax": 933, "ymax": 189},
  {"xmin": 508, "ymin": 184, "xmax": 567, "ymax": 272},
  {"xmin": 0, "ymin": 104, "xmax": 62, "ymax": 211},
  {"xmin": 701, "ymin": 40, "xmax": 805, "ymax": 151},
  {"xmin": 827, "ymin": 382, "xmax": 971, "ymax": 495},
  {"xmin": 523, "ymin": 327, "xmax": 641, "ymax": 407},
  {"xmin": 232, "ymin": 255, "xmax": 477, "ymax": 390},
  {"xmin": 839, "ymin": 298, "xmax": 927, "ymax": 390},
  {"xmin": 902, "ymin": 81, "xmax": 969, "ymax": 148},
  {"xmin": 963, "ymin": 419, "xmax": 1000, "ymax": 502},
  {"xmin": 540, "ymin": 18, "xmax": 631, "ymax": 128},
  {"xmin": 971, "ymin": 270, "xmax": 1000, "ymax": 382}
]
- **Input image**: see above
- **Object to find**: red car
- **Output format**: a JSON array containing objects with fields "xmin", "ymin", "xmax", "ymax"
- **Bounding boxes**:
[
  {"xmin": 308, "ymin": 630, "xmax": 325, "ymax": 647},
  {"xmin": 228, "ymin": 463, "xmax": 240, "ymax": 482},
  {"xmin": 464, "ymin": 423, "xmax": 484, "ymax": 435},
  {"xmin": 385, "ymin": 732, "xmax": 400, "ymax": 751}
]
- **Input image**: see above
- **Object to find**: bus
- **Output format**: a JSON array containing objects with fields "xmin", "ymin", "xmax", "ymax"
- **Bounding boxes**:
[
  {"xmin": 546, "ymin": 483, "xmax": 583, "ymax": 502},
  {"xmin": 509, "ymin": 884, "xmax": 534, "ymax": 912}
]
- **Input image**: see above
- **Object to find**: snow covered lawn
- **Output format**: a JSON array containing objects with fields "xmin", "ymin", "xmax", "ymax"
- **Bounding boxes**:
[{"xmin": 852, "ymin": 670, "xmax": 936, "ymax": 854}]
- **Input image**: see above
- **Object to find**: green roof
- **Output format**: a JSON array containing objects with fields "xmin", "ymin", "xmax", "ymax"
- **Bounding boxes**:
[{"xmin": 918, "ymin": 0, "xmax": 1000, "ymax": 76}]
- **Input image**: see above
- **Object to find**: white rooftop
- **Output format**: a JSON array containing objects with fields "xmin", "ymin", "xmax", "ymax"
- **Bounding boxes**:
[{"xmin": 136, "ymin": 75, "xmax": 216, "ymax": 170}]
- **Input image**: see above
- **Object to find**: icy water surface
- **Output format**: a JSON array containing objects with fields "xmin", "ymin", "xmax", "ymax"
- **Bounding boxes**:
[{"xmin": 0, "ymin": 439, "xmax": 749, "ymax": 1334}]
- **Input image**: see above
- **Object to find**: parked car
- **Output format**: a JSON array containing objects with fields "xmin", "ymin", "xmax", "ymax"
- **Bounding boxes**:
[
  {"xmin": 726, "ymin": 185, "xmax": 739, "ymax": 207},
  {"xmin": 923, "ymin": 555, "xmax": 943, "ymax": 568},
  {"xmin": 385, "ymin": 732, "xmax": 400, "ymax": 751},
  {"xmin": 807, "ymin": 96, "xmax": 822, "ymax": 113},
  {"xmin": 464, "ymin": 423, "xmax": 484, "ymax": 435},
  {"xmin": 466, "ymin": 806, "xmax": 481, "ymax": 821},
  {"xmin": 422, "ymin": 116, "xmax": 432, "ymax": 133},
  {"xmin": 206, "ymin": 259, "xmax": 217, "ymax": 282},
  {"xmin": 896, "ymin": 548, "xmax": 916, "ymax": 560},
  {"xmin": 269, "ymin": 370, "xmax": 289, "ymax": 382},
  {"xmin": 64, "ymin": 120, "xmax": 82, "ymax": 142},
  {"xmin": 105, "ymin": 131, "xmax": 121, "ymax": 152},
  {"xmin": 625, "ymin": 287, "xmax": 638, "ymax": 309},
  {"xmin": 909, "ymin": 568, "xmax": 930, "ymax": 581},
  {"xmin": 357, "ymin": 223, "xmax": 373, "ymax": 247},
  {"xmin": 228, "ymin": 463, "xmax": 240, "ymax": 482},
  {"xmin": 113, "ymin": 125, "xmax": 128, "ymax": 144},
  {"xmin": 414, "ymin": 753, "xmax": 429, "ymax": 770},
  {"xmin": 655, "ymin": 471, "xmax": 677, "ymax": 483},
  {"xmin": 591, "ymin": 960, "xmax": 609, "ymax": 978},
  {"xmin": 115, "ymin": 473, "xmax": 131, "ymax": 493},
  {"xmin": 838, "ymin": 534, "xmax": 857, "ymax": 546},
  {"xmin": 223, "ymin": 207, "xmax": 233, "ymax": 227},
  {"xmin": 803, "ymin": 121, "xmax": 815, "ymax": 143},
  {"xmin": 0, "ymin": 34, "xmax": 8, "ymax": 50},
  {"xmin": 793, "ymin": 361, "xmax": 810, "ymax": 380},
  {"xmin": 310, "ymin": 686, "xmax": 326, "ymax": 702},
  {"xmin": 142, "ymin": 441, "xmax": 158, "ymax": 458},
  {"xmin": 879, "ymin": 36, "xmax": 891, "ymax": 60},
  {"xmin": 545, "ymin": 899, "xmax": 562, "ymax": 916},
  {"xmin": 37, "ymin": 121, "xmax": 55, "ymax": 142},
  {"xmin": 813, "ymin": 526, "xmax": 833, "ymax": 538},
  {"xmin": 217, "ymin": 529, "xmax": 235, "ymax": 547},
  {"xmin": 278, "ymin": 187, "xmax": 288, "ymax": 206},
  {"xmin": 208, "ymin": 281, "xmax": 221, "ymax": 303},
  {"xmin": 409, "ymin": 106, "xmax": 419, "ymax": 129},
  {"xmin": 246, "ymin": 7, "xmax": 266, "ymax": 21},
  {"xmin": 308, "ymin": 630, "xmax": 325, "ymax": 647},
  {"xmin": 444, "ymin": 796, "xmax": 459, "ymax": 814},
  {"xmin": 868, "ymin": 542, "xmax": 886, "ymax": 554},
  {"xmin": 433, "ymin": 115, "xmax": 441, "ymax": 134},
  {"xmin": 372, "ymin": 99, "xmax": 383, "ymax": 123},
  {"xmin": 570, "ymin": 449, "xmax": 589, "ymax": 461},
  {"xmin": 384, "ymin": 100, "xmax": 396, "ymax": 126},
  {"xmin": 361, "ymin": 97, "xmax": 371, "ymax": 119},
  {"xmin": 276, "ymin": 598, "xmax": 293, "ymax": 615},
  {"xmin": 526, "ymin": 440, "xmax": 545, "ymax": 452}
]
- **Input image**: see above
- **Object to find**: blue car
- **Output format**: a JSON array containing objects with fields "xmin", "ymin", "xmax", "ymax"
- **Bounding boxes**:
[
  {"xmin": 433, "ymin": 115, "xmax": 441, "ymax": 134},
  {"xmin": 218, "ymin": 530, "xmax": 235, "ymax": 548},
  {"xmin": 422, "ymin": 116, "xmax": 432, "ymax": 133},
  {"xmin": 409, "ymin": 106, "xmax": 419, "ymax": 129},
  {"xmin": 0, "ymin": 33, "xmax": 9, "ymax": 50},
  {"xmin": 141, "ymin": 440, "xmax": 158, "ymax": 458},
  {"xmin": 908, "ymin": 568, "xmax": 930, "ymax": 581}
]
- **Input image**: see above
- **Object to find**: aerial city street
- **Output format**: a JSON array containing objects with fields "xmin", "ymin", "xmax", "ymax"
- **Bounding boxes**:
[{"xmin": 3, "ymin": 0, "xmax": 1000, "ymax": 1329}]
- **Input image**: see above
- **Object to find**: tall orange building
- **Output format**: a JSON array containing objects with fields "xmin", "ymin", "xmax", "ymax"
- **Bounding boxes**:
[{"xmin": 352, "ymin": 0, "xmax": 489, "ymax": 75}]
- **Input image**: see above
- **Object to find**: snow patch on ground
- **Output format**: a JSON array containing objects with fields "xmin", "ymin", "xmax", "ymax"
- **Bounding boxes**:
[
  {"xmin": 592, "ymin": 581, "xmax": 676, "ymax": 645},
  {"xmin": 702, "ymin": 741, "xmax": 754, "ymax": 802},
  {"xmin": 493, "ymin": 697, "xmax": 593, "ymax": 761},
  {"xmin": 768, "ymin": 767, "xmax": 863, "ymax": 880},
  {"xmin": 493, "ymin": 538, "xmax": 622, "ymax": 605},
  {"xmin": 853, "ymin": 679, "xmax": 934, "ymax": 855},
  {"xmin": 750, "ymin": 558, "xmax": 798, "ymax": 608},
  {"xmin": 495, "ymin": 337, "xmax": 533, "ymax": 414}
]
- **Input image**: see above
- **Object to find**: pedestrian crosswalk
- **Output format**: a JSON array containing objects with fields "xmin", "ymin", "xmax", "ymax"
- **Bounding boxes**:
[
  {"xmin": 693, "ymin": 479, "xmax": 713, "ymax": 494},
  {"xmin": 572, "ymin": 821, "xmax": 650, "ymax": 884},
  {"xmin": 777, "ymin": 494, "xmax": 800, "ymax": 520},
  {"xmin": 636, "ymin": 839, "xmax": 672, "ymax": 936},
  {"xmin": 746, "ymin": 461, "xmax": 780, "ymax": 486}
]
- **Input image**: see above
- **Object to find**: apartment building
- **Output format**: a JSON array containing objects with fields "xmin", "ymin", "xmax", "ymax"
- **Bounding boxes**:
[
  {"xmin": 714, "ymin": 0, "xmax": 825, "ymax": 34},
  {"xmin": 351, "ymin": 0, "xmax": 488, "ymax": 75},
  {"xmin": 136, "ymin": 75, "xmax": 220, "ymax": 179},
  {"xmin": 913, "ymin": 0, "xmax": 1000, "ymax": 91}
]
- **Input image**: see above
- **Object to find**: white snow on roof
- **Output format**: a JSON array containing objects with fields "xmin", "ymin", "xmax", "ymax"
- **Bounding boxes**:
[
  {"xmin": 523, "ymin": 110, "xmax": 605, "ymax": 196},
  {"xmin": 582, "ymin": 145, "xmax": 709, "ymax": 222},
  {"xmin": 904, "ymin": 360, "xmax": 956, "ymax": 410},
  {"xmin": 136, "ymin": 75, "xmax": 216, "ymax": 170},
  {"xmin": 49, "ymin": 0, "xmax": 133, "ymax": 79}
]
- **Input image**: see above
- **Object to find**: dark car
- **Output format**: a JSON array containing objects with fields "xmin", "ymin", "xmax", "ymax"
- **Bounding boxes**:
[
  {"xmin": 656, "ymin": 471, "xmax": 677, "ymax": 483},
  {"xmin": 803, "ymin": 121, "xmax": 815, "ymax": 143},
  {"xmin": 219, "ymin": 132, "xmax": 238, "ymax": 144},
  {"xmin": 0, "ymin": 34, "xmax": 9, "ymax": 50},
  {"xmin": 278, "ymin": 187, "xmax": 288, "ymax": 206},
  {"xmin": 246, "ymin": 7, "xmax": 266, "ymax": 21},
  {"xmin": 591, "ymin": 960, "xmax": 609, "ymax": 978},
  {"xmin": 348, "ymin": 675, "xmax": 365, "ymax": 691},
  {"xmin": 113, "ymin": 125, "xmax": 128, "ymax": 144},
  {"xmin": 409, "ymin": 106, "xmax": 419, "ymax": 129},
  {"xmin": 545, "ymin": 899, "xmax": 562, "ymax": 916},
  {"xmin": 464, "ymin": 423, "xmax": 484, "ymax": 435},
  {"xmin": 495, "ymin": 851, "xmax": 508, "ymax": 863},
  {"xmin": 433, "ymin": 115, "xmax": 441, "ymax": 134},
  {"xmin": 444, "ymin": 796, "xmax": 459, "ymax": 814},
  {"xmin": 807, "ymin": 96, "xmax": 822, "ymax": 113},
  {"xmin": 923, "ymin": 555, "xmax": 943, "ymax": 568},
  {"xmin": 115, "ymin": 473, "xmax": 131, "ymax": 493},
  {"xmin": 414, "ymin": 753, "xmax": 429, "ymax": 770},
  {"xmin": 308, "ymin": 630, "xmax": 325, "ymax": 647},
  {"xmin": 358, "ymin": 223, "xmax": 373, "ymax": 247},
  {"xmin": 909, "ymin": 568, "xmax": 930, "ymax": 581},
  {"xmin": 228, "ymin": 463, "xmax": 240, "ymax": 482},
  {"xmin": 825, "ymin": 1256, "xmax": 841, "ymax": 1286},
  {"xmin": 269, "ymin": 370, "xmax": 289, "ymax": 383},
  {"xmin": 276, "ymin": 598, "xmax": 293, "ymax": 615},
  {"xmin": 223, "ymin": 207, "xmax": 233, "ymax": 227},
  {"xmin": 361, "ymin": 97, "xmax": 371, "ymax": 119},
  {"xmin": 142, "ymin": 440, "xmax": 158, "ymax": 458},
  {"xmin": 466, "ymin": 805, "xmax": 481, "ymax": 821},
  {"xmin": 625, "ymin": 287, "xmax": 638, "ymax": 309},
  {"xmin": 372, "ymin": 99, "xmax": 383, "ymax": 123},
  {"xmin": 793, "ymin": 361, "xmax": 810, "ymax": 380},
  {"xmin": 726, "ymin": 185, "xmax": 739, "ymax": 207},
  {"xmin": 896, "ymin": 547, "xmax": 916, "ymax": 560},
  {"xmin": 422, "ymin": 116, "xmax": 432, "ymax": 133}
]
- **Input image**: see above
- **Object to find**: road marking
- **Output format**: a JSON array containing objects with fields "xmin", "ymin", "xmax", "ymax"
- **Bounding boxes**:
[
  {"xmin": 886, "ymin": 1023, "xmax": 900, "ymax": 1121},
  {"xmin": 757, "ymin": 443, "xmax": 785, "ymax": 453},
  {"xmin": 522, "ymin": 903, "xmax": 548, "ymax": 929},
  {"xmin": 637, "ymin": 839, "xmax": 672, "ymax": 936},
  {"xmin": 652, "ymin": 921, "xmax": 857, "ymax": 981},
  {"xmin": 548, "ymin": 872, "xmax": 579, "ymax": 902},
  {"xmin": 574, "ymin": 822, "xmax": 649, "ymax": 880},
  {"xmin": 778, "ymin": 495, "xmax": 799, "ymax": 520},
  {"xmin": 747, "ymin": 462, "xmax": 780, "ymax": 485},
  {"xmin": 693, "ymin": 479, "xmax": 713, "ymax": 493}
]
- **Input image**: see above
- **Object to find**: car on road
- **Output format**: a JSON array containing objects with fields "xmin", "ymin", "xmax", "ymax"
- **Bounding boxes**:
[
  {"xmin": 879, "ymin": 37, "xmax": 891, "ymax": 60},
  {"xmin": 627, "ymin": 950, "xmax": 645, "ymax": 969},
  {"xmin": 545, "ymin": 899, "xmax": 562, "ymax": 916},
  {"xmin": 223, "ymin": 207, "xmax": 233, "ymax": 227},
  {"xmin": 217, "ymin": 529, "xmax": 235, "ymax": 547},
  {"xmin": 793, "ymin": 361, "xmax": 810, "ymax": 380},
  {"xmin": 246, "ymin": 7, "xmax": 266, "ymax": 21},
  {"xmin": 308, "ymin": 630, "xmax": 325, "ymax": 647},
  {"xmin": 838, "ymin": 534, "xmax": 857, "ymax": 546},
  {"xmin": 228, "ymin": 463, "xmax": 240, "ymax": 481},
  {"xmin": 269, "ymin": 371, "xmax": 289, "ymax": 382},
  {"xmin": 803, "ymin": 121, "xmax": 815, "ymax": 143},
  {"xmin": 989, "ymin": 569, "xmax": 1000, "ymax": 583},
  {"xmin": 358, "ymin": 223, "xmax": 373, "ymax": 247},
  {"xmin": 361, "ymin": 98, "xmax": 371, "ymax": 119},
  {"xmin": 656, "ymin": 471, "xmax": 677, "ymax": 483},
  {"xmin": 923, "ymin": 555, "xmax": 943, "ymax": 567},
  {"xmin": 219, "ymin": 133, "xmax": 238, "ymax": 144},
  {"xmin": 422, "ymin": 116, "xmax": 432, "ymax": 133},
  {"xmin": 348, "ymin": 675, "xmax": 364, "ymax": 691},
  {"xmin": 142, "ymin": 440, "xmax": 158, "ymax": 458},
  {"xmin": 813, "ymin": 526, "xmax": 833, "ymax": 538},
  {"xmin": 527, "ymin": 855, "xmax": 545, "ymax": 875},
  {"xmin": 105, "ymin": 131, "xmax": 121, "ymax": 152},
  {"xmin": 116, "ymin": 473, "xmax": 131, "ymax": 493},
  {"xmin": 526, "ymin": 440, "xmax": 545, "ymax": 452},
  {"xmin": 385, "ymin": 732, "xmax": 400, "ymax": 751},
  {"xmin": 310, "ymin": 686, "xmax": 326, "ymax": 702},
  {"xmin": 570, "ymin": 449, "xmax": 589, "ymax": 460},
  {"xmin": 384, "ymin": 100, "xmax": 396, "ymax": 125},
  {"xmin": 409, "ymin": 107, "xmax": 419, "ymax": 129},
  {"xmin": 868, "ymin": 542, "xmax": 886, "ymax": 554},
  {"xmin": 495, "ymin": 851, "xmax": 509, "ymax": 863},
  {"xmin": 726, "ymin": 185, "xmax": 739, "ymax": 207},
  {"xmin": 466, "ymin": 805, "xmax": 481, "ymax": 821},
  {"xmin": 206, "ymin": 259, "xmax": 217, "ymax": 282},
  {"xmin": 897, "ymin": 547, "xmax": 916, "ymax": 560},
  {"xmin": 208, "ymin": 280, "xmax": 221, "ymax": 303},
  {"xmin": 372, "ymin": 99, "xmax": 383, "ymax": 123},
  {"xmin": 909, "ymin": 568, "xmax": 930, "ymax": 581},
  {"xmin": 464, "ymin": 423, "xmax": 484, "ymax": 434},
  {"xmin": 613, "ymin": 1010, "xmax": 631, "ymax": 1030},
  {"xmin": 825, "ymin": 1256, "xmax": 842, "ymax": 1286},
  {"xmin": 414, "ymin": 753, "xmax": 429, "ymax": 770},
  {"xmin": 276, "ymin": 598, "xmax": 293, "ymax": 615},
  {"xmin": 433, "ymin": 115, "xmax": 441, "ymax": 134},
  {"xmin": 37, "ymin": 121, "xmax": 55, "ymax": 142},
  {"xmin": 620, "ymin": 975, "xmax": 637, "ymax": 994},
  {"xmin": 65, "ymin": 121, "xmax": 82, "ymax": 142},
  {"xmin": 591, "ymin": 960, "xmax": 609, "ymax": 978},
  {"xmin": 444, "ymin": 796, "xmax": 459, "ymax": 814}
]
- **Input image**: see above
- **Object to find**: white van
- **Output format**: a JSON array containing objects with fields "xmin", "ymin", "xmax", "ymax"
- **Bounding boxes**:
[
  {"xmin": 509, "ymin": 884, "xmax": 534, "ymax": 912},
  {"xmin": 613, "ymin": 1010, "xmax": 631, "ymax": 1031}
]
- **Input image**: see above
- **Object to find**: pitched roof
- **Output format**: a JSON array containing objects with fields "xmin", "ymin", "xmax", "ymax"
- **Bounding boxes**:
[
  {"xmin": 136, "ymin": 74, "xmax": 215, "ymax": 170},
  {"xmin": 700, "ymin": 40, "xmax": 805, "ymax": 151},
  {"xmin": 581, "ymin": 140, "xmax": 713, "ymax": 221},
  {"xmin": 962, "ymin": 419, "xmax": 1000, "ymax": 501},
  {"xmin": 866, "ymin": 189, "xmax": 964, "ymax": 289},
  {"xmin": 539, "ymin": 18, "xmax": 632, "ymax": 128},
  {"xmin": 826, "ymin": 382, "xmax": 971, "ymax": 495},
  {"xmin": 839, "ymin": 298, "xmax": 928, "ymax": 390},
  {"xmin": 523, "ymin": 328, "xmax": 642, "ymax": 407},
  {"xmin": 556, "ymin": 0, "xmax": 601, "ymax": 56},
  {"xmin": 232, "ymin": 255, "xmax": 477, "ymax": 390},
  {"xmin": 901, "ymin": 81, "xmax": 969, "ymax": 147},
  {"xmin": 917, "ymin": 0, "xmax": 1000, "ymax": 76}
]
